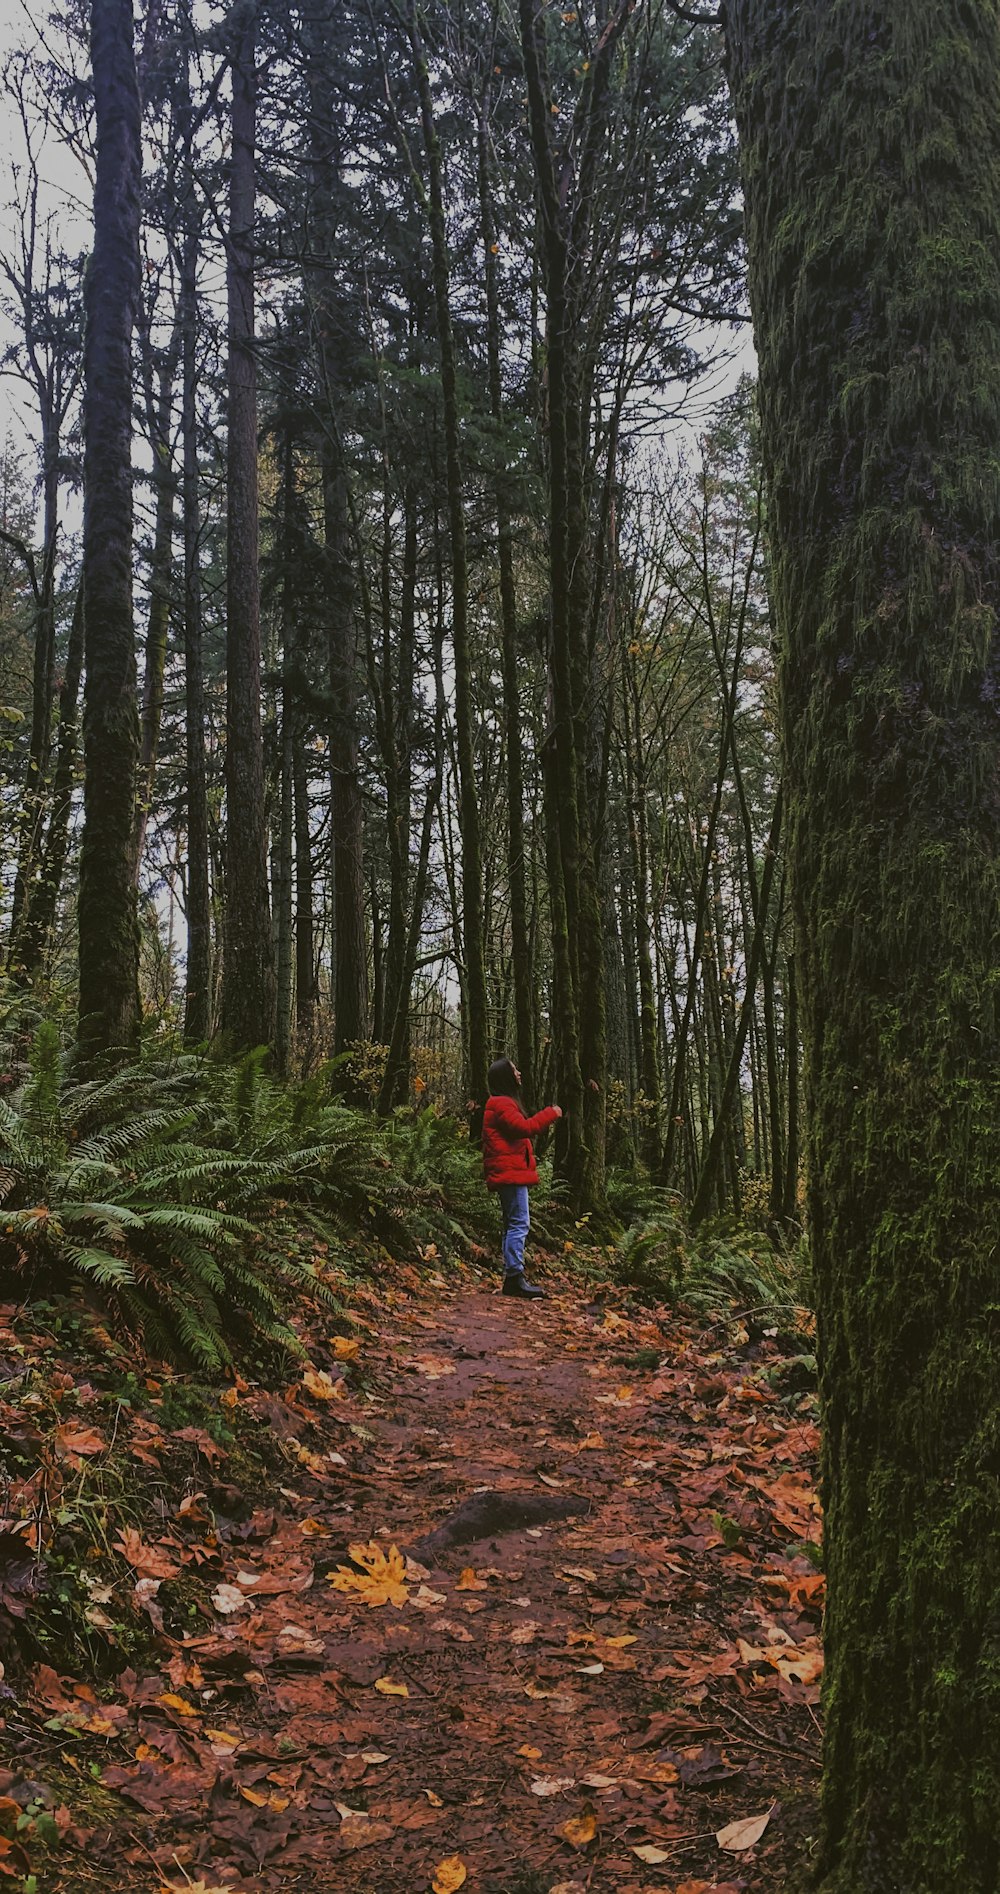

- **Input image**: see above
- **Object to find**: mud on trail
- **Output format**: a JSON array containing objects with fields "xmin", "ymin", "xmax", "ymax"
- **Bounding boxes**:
[{"xmin": 2, "ymin": 1272, "xmax": 824, "ymax": 1892}]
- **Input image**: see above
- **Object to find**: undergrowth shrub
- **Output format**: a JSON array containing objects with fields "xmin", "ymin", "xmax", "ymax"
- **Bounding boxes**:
[
  {"xmin": 0, "ymin": 1023, "xmax": 334, "ymax": 1370},
  {"xmin": 610, "ymin": 1200, "xmax": 807, "ymax": 1323},
  {"xmin": 0, "ymin": 1018, "xmax": 499, "ymax": 1368}
]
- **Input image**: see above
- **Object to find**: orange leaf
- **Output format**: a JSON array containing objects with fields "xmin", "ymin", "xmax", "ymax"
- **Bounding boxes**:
[
  {"xmin": 331, "ymin": 1337, "xmax": 361, "ymax": 1362},
  {"xmin": 455, "ymin": 1567, "xmax": 487, "ymax": 1591},
  {"xmin": 560, "ymin": 1811, "xmax": 597, "ymax": 1849},
  {"xmin": 374, "ymin": 1676, "xmax": 409, "ymax": 1697},
  {"xmin": 330, "ymin": 1542, "xmax": 409, "ymax": 1608},
  {"xmin": 431, "ymin": 1857, "xmax": 467, "ymax": 1894}
]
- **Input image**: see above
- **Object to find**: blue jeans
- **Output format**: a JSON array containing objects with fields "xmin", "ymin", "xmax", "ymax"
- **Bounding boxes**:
[{"xmin": 498, "ymin": 1184, "xmax": 530, "ymax": 1277}]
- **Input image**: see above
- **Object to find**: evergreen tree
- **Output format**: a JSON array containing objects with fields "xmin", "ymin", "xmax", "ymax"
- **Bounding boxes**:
[
  {"xmin": 723, "ymin": 2, "xmax": 1000, "ymax": 1884},
  {"xmin": 77, "ymin": 0, "xmax": 142, "ymax": 1061}
]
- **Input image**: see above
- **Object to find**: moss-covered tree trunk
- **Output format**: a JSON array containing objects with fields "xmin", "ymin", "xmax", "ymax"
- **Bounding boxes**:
[
  {"xmin": 478, "ymin": 80, "xmax": 536, "ymax": 1105},
  {"xmin": 406, "ymin": 0, "xmax": 489, "ymax": 1112},
  {"xmin": 721, "ymin": 3, "xmax": 1000, "ymax": 1886},
  {"xmin": 219, "ymin": 0, "xmax": 275, "ymax": 1051},
  {"xmin": 180, "ymin": 188, "xmax": 211, "ymax": 1045},
  {"xmin": 77, "ymin": 0, "xmax": 142, "ymax": 1062}
]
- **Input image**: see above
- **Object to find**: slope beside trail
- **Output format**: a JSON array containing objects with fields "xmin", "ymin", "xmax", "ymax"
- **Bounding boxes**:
[{"xmin": 5, "ymin": 1270, "xmax": 824, "ymax": 1892}]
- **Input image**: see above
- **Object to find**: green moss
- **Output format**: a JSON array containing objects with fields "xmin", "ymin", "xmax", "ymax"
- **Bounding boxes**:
[{"xmin": 724, "ymin": 0, "xmax": 1000, "ymax": 1884}]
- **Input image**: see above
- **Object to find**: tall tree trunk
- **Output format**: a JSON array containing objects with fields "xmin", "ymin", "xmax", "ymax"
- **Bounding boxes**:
[
  {"xmin": 723, "ymin": 3, "xmax": 1000, "ymax": 1885},
  {"xmin": 293, "ymin": 742, "xmax": 317, "ymax": 1038},
  {"xmin": 477, "ymin": 75, "xmax": 535, "ymax": 1100},
  {"xmin": 77, "ymin": 0, "xmax": 142, "ymax": 1062},
  {"xmin": 690, "ymin": 787, "xmax": 783, "ymax": 1227},
  {"xmin": 132, "ymin": 354, "xmax": 177, "ymax": 876},
  {"xmin": 220, "ymin": 0, "xmax": 274, "ymax": 1050},
  {"xmin": 406, "ymin": 0, "xmax": 489, "ymax": 1111},
  {"xmin": 179, "ymin": 199, "xmax": 211, "ymax": 1043},
  {"xmin": 8, "ymin": 427, "xmax": 59, "ymax": 972},
  {"xmin": 17, "ymin": 585, "xmax": 85, "ymax": 979},
  {"xmin": 781, "ymin": 946, "xmax": 799, "ymax": 1225},
  {"xmin": 274, "ymin": 432, "xmax": 297, "ymax": 1079},
  {"xmin": 302, "ymin": 0, "xmax": 367, "ymax": 1071},
  {"xmin": 325, "ymin": 451, "xmax": 368, "ymax": 1056}
]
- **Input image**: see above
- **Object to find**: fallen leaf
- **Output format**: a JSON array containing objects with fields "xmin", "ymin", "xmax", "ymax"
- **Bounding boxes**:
[
  {"xmin": 331, "ymin": 1336, "xmax": 361, "ymax": 1361},
  {"xmin": 716, "ymin": 1806, "xmax": 774, "ymax": 1852},
  {"xmin": 158, "ymin": 1883, "xmax": 242, "ymax": 1894},
  {"xmin": 374, "ymin": 1676, "xmax": 409, "ymax": 1697},
  {"xmin": 212, "ymin": 1583, "xmax": 249, "ymax": 1615},
  {"xmin": 55, "ymin": 1424, "xmax": 107, "ymax": 1456},
  {"xmin": 156, "ymin": 1694, "xmax": 199, "ymax": 1718},
  {"xmin": 115, "ymin": 1528, "xmax": 180, "ymax": 1580},
  {"xmin": 538, "ymin": 1473, "xmax": 563, "ymax": 1488},
  {"xmin": 412, "ymin": 1584, "xmax": 448, "ymax": 1609},
  {"xmin": 631, "ymin": 1844, "xmax": 673, "ymax": 1864},
  {"xmin": 275, "ymin": 1623, "xmax": 324, "ymax": 1657},
  {"xmin": 560, "ymin": 1811, "xmax": 597, "ymax": 1849},
  {"xmin": 524, "ymin": 1682, "xmax": 577, "ymax": 1712},
  {"xmin": 330, "ymin": 1541, "xmax": 409, "ymax": 1608},
  {"xmin": 517, "ymin": 1744, "xmax": 542, "ymax": 1760},
  {"xmin": 431, "ymin": 1857, "xmax": 467, "ymax": 1893},
  {"xmin": 560, "ymin": 1566, "xmax": 597, "ymax": 1583},
  {"xmin": 576, "ymin": 1662, "xmax": 604, "ymax": 1675},
  {"xmin": 301, "ymin": 1368, "xmax": 344, "ymax": 1402},
  {"xmin": 339, "ymin": 1815, "xmax": 394, "ymax": 1850},
  {"xmin": 531, "ymin": 1777, "xmax": 575, "ymax": 1797},
  {"xmin": 424, "ymin": 1788, "xmax": 444, "ymax": 1806},
  {"xmin": 455, "ymin": 1567, "xmax": 488, "ymax": 1591}
]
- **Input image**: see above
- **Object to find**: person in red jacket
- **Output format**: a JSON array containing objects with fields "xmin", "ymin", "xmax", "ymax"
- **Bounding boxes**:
[{"xmin": 481, "ymin": 1056, "xmax": 562, "ymax": 1299}]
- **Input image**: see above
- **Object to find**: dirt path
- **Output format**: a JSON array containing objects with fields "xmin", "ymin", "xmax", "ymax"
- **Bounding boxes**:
[{"xmin": 33, "ymin": 1273, "xmax": 824, "ymax": 1891}]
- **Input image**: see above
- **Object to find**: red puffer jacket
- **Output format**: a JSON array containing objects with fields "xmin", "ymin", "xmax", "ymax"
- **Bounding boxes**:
[{"xmin": 481, "ymin": 1095, "xmax": 560, "ymax": 1188}]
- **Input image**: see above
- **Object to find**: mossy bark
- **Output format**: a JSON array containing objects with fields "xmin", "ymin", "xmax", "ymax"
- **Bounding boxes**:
[
  {"xmin": 219, "ymin": 0, "xmax": 275, "ymax": 1052},
  {"xmin": 407, "ymin": 0, "xmax": 490, "ymax": 1110},
  {"xmin": 77, "ymin": 0, "xmax": 142, "ymax": 1063},
  {"xmin": 722, "ymin": 3, "xmax": 1000, "ymax": 1885}
]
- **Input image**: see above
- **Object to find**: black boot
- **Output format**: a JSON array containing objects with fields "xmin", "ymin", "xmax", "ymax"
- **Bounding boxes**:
[{"xmin": 502, "ymin": 1273, "xmax": 546, "ymax": 1299}]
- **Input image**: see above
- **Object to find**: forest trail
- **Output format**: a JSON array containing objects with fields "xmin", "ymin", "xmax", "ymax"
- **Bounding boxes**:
[{"xmin": 9, "ymin": 1274, "xmax": 824, "ymax": 1893}]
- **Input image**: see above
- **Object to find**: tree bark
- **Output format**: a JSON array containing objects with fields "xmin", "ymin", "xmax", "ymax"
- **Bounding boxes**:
[
  {"xmin": 179, "ymin": 185, "xmax": 211, "ymax": 1043},
  {"xmin": 406, "ymin": 0, "xmax": 490, "ymax": 1111},
  {"xmin": 77, "ymin": 0, "xmax": 142, "ymax": 1062},
  {"xmin": 16, "ymin": 584, "xmax": 85, "ymax": 978},
  {"xmin": 477, "ymin": 74, "xmax": 535, "ymax": 1101},
  {"xmin": 219, "ymin": 0, "xmax": 275, "ymax": 1051},
  {"xmin": 132, "ymin": 349, "xmax": 177, "ymax": 876},
  {"xmin": 722, "ymin": 3, "xmax": 1000, "ymax": 1884}
]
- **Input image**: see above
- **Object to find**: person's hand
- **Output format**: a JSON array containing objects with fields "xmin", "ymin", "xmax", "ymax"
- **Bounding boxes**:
[
  {"xmin": 551, "ymin": 1105, "xmax": 563, "ymax": 1118},
  {"xmin": 587, "ymin": 1078, "xmax": 601, "ymax": 1093}
]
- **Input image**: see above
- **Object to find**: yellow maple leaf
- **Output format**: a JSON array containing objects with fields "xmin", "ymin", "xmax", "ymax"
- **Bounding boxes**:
[
  {"xmin": 560, "ymin": 1810, "xmax": 597, "ymax": 1848},
  {"xmin": 301, "ymin": 1368, "xmax": 343, "ymax": 1402},
  {"xmin": 329, "ymin": 1541, "xmax": 409, "ymax": 1607},
  {"xmin": 331, "ymin": 1336, "xmax": 361, "ymax": 1362},
  {"xmin": 432, "ymin": 1857, "xmax": 467, "ymax": 1893}
]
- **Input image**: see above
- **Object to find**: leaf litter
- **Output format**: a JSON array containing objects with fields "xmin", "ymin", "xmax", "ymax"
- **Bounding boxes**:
[{"xmin": 0, "ymin": 1262, "xmax": 821, "ymax": 1889}]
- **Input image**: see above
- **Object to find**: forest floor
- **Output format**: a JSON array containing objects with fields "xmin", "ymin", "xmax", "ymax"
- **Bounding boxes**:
[{"xmin": 0, "ymin": 1260, "xmax": 824, "ymax": 1893}]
